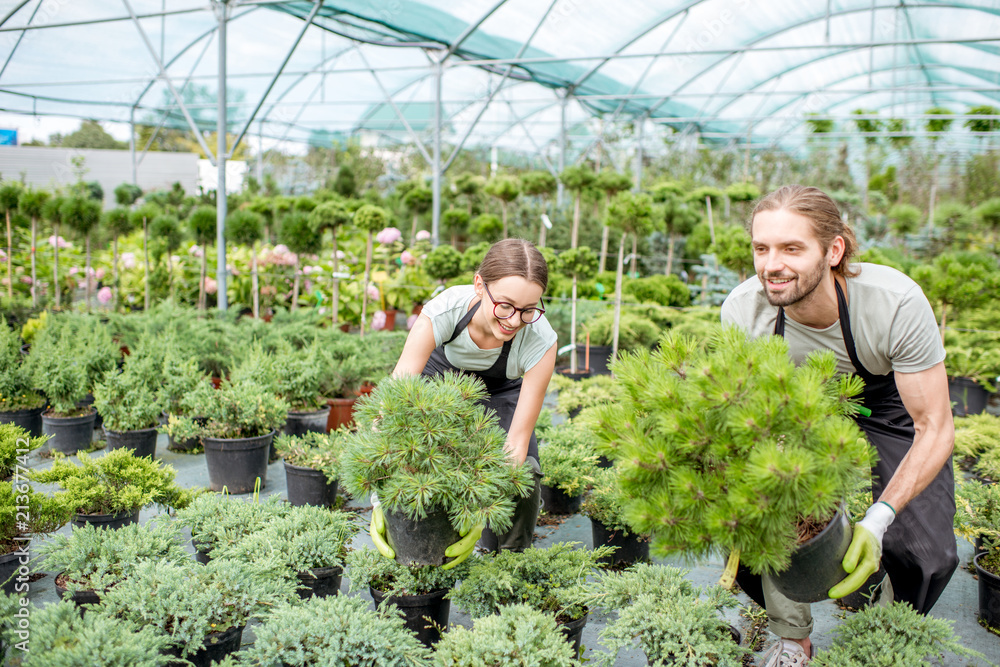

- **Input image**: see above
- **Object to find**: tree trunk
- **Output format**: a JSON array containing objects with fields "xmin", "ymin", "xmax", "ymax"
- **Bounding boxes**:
[
  {"xmin": 30, "ymin": 217, "xmax": 37, "ymax": 308},
  {"xmin": 599, "ymin": 225, "xmax": 609, "ymax": 273},
  {"xmin": 410, "ymin": 212, "xmax": 419, "ymax": 245},
  {"xmin": 360, "ymin": 231, "xmax": 373, "ymax": 338},
  {"xmin": 85, "ymin": 234, "xmax": 92, "ymax": 313},
  {"xmin": 570, "ymin": 275, "xmax": 579, "ymax": 373},
  {"xmin": 53, "ymin": 222, "xmax": 61, "ymax": 309},
  {"xmin": 143, "ymin": 217, "xmax": 150, "ymax": 311},
  {"xmin": 630, "ymin": 234, "xmax": 638, "ymax": 277},
  {"xmin": 5, "ymin": 210, "xmax": 11, "ymax": 299},
  {"xmin": 252, "ymin": 242, "xmax": 259, "ymax": 319},
  {"xmin": 538, "ymin": 222, "xmax": 546, "ymax": 248},
  {"xmin": 611, "ymin": 233, "xmax": 626, "ymax": 363},
  {"xmin": 501, "ymin": 202, "xmax": 508, "ymax": 238},
  {"xmin": 199, "ymin": 246, "xmax": 208, "ymax": 310},
  {"xmin": 331, "ymin": 228, "xmax": 340, "ymax": 325},
  {"xmin": 112, "ymin": 236, "xmax": 118, "ymax": 312},
  {"xmin": 706, "ymin": 196, "xmax": 716, "ymax": 245},
  {"xmin": 665, "ymin": 233, "xmax": 676, "ymax": 276},
  {"xmin": 292, "ymin": 259, "xmax": 300, "ymax": 312},
  {"xmin": 571, "ymin": 194, "xmax": 581, "ymax": 249}
]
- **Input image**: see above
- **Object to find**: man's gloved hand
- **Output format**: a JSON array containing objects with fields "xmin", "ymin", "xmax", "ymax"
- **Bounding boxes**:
[
  {"xmin": 369, "ymin": 505, "xmax": 395, "ymax": 560},
  {"xmin": 828, "ymin": 501, "xmax": 895, "ymax": 599},
  {"xmin": 441, "ymin": 524, "xmax": 484, "ymax": 570}
]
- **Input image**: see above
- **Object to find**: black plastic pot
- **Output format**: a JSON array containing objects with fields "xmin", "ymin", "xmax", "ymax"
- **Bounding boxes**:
[
  {"xmin": 71, "ymin": 508, "xmax": 140, "ymax": 530},
  {"xmin": 296, "ymin": 565, "xmax": 343, "ymax": 599},
  {"xmin": 975, "ymin": 552, "xmax": 1000, "ymax": 630},
  {"xmin": 191, "ymin": 537, "xmax": 212, "ymax": 565},
  {"xmin": 78, "ymin": 394, "xmax": 102, "ymax": 431},
  {"xmin": 383, "ymin": 507, "xmax": 461, "ymax": 566},
  {"xmin": 0, "ymin": 550, "xmax": 23, "ymax": 595},
  {"xmin": 949, "ymin": 377, "xmax": 989, "ymax": 417},
  {"xmin": 770, "ymin": 509, "xmax": 851, "ymax": 603},
  {"xmin": 283, "ymin": 407, "xmax": 331, "ymax": 437},
  {"xmin": 168, "ymin": 432, "xmax": 201, "ymax": 452},
  {"xmin": 558, "ymin": 612, "xmax": 588, "ymax": 659},
  {"xmin": 105, "ymin": 427, "xmax": 157, "ymax": 459},
  {"xmin": 578, "ymin": 344, "xmax": 614, "ymax": 376},
  {"xmin": 0, "ymin": 405, "xmax": 45, "ymax": 438},
  {"xmin": 836, "ymin": 565, "xmax": 888, "ymax": 611},
  {"xmin": 163, "ymin": 624, "xmax": 244, "ymax": 667},
  {"xmin": 591, "ymin": 519, "xmax": 650, "ymax": 567},
  {"xmin": 541, "ymin": 484, "xmax": 583, "ymax": 515},
  {"xmin": 55, "ymin": 572, "xmax": 102, "ymax": 610},
  {"xmin": 284, "ymin": 461, "xmax": 338, "ymax": 507},
  {"xmin": 370, "ymin": 586, "xmax": 451, "ymax": 647},
  {"xmin": 556, "ymin": 366, "xmax": 591, "ymax": 382},
  {"xmin": 202, "ymin": 431, "xmax": 273, "ymax": 494},
  {"xmin": 42, "ymin": 409, "xmax": 97, "ymax": 455},
  {"xmin": 596, "ymin": 455, "xmax": 614, "ymax": 469}
]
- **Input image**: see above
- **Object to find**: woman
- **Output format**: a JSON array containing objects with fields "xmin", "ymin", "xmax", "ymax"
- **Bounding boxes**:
[{"xmin": 370, "ymin": 238, "xmax": 557, "ymax": 561}]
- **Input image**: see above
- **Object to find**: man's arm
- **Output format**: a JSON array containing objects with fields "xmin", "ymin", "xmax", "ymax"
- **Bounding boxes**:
[
  {"xmin": 878, "ymin": 361, "xmax": 955, "ymax": 513},
  {"xmin": 504, "ymin": 343, "xmax": 557, "ymax": 465}
]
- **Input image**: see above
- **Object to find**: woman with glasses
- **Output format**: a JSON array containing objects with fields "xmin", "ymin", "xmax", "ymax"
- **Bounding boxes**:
[{"xmin": 373, "ymin": 238, "xmax": 557, "ymax": 557}]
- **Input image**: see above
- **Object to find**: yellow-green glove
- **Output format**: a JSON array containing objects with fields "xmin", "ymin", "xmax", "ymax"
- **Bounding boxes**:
[
  {"xmin": 441, "ymin": 524, "xmax": 484, "ymax": 570},
  {"xmin": 369, "ymin": 505, "xmax": 395, "ymax": 560},
  {"xmin": 828, "ymin": 502, "xmax": 895, "ymax": 599}
]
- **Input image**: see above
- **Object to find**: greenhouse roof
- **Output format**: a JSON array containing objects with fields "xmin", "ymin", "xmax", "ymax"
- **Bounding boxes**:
[{"xmin": 1, "ymin": 0, "xmax": 999, "ymax": 163}]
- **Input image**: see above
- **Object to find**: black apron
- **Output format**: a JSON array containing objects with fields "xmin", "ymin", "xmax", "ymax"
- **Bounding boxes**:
[
  {"xmin": 736, "ymin": 280, "xmax": 958, "ymax": 614},
  {"xmin": 421, "ymin": 300, "xmax": 542, "ymax": 550}
]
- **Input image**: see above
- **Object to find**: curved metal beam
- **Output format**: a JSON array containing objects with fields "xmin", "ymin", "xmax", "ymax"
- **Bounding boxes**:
[{"xmin": 446, "ymin": 0, "xmax": 511, "ymax": 58}]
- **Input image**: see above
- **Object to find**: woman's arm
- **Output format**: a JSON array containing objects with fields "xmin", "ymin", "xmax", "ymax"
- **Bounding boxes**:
[
  {"xmin": 504, "ymin": 342, "xmax": 557, "ymax": 464},
  {"xmin": 392, "ymin": 314, "xmax": 438, "ymax": 378}
]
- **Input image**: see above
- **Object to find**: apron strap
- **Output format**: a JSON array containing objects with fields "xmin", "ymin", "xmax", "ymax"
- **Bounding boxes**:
[
  {"xmin": 444, "ymin": 300, "xmax": 481, "ymax": 345},
  {"xmin": 439, "ymin": 298, "xmax": 514, "ymax": 379}
]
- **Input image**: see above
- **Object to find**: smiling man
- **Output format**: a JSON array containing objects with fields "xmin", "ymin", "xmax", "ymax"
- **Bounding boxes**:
[{"xmin": 721, "ymin": 185, "xmax": 957, "ymax": 667}]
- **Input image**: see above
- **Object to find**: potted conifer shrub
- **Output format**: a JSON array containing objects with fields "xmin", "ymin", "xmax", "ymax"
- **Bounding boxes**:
[
  {"xmin": 433, "ymin": 603, "xmax": 576, "ymax": 667},
  {"xmin": 955, "ymin": 480, "xmax": 1000, "ymax": 630},
  {"xmin": 576, "ymin": 563, "xmax": 747, "ymax": 667},
  {"xmin": 582, "ymin": 467, "xmax": 650, "ymax": 568},
  {"xmin": 212, "ymin": 504, "xmax": 357, "ymax": 599},
  {"xmin": 1, "ymin": 481, "xmax": 69, "ymax": 594},
  {"xmin": 348, "ymin": 546, "xmax": 471, "ymax": 647},
  {"xmin": 341, "ymin": 374, "xmax": 533, "ymax": 566},
  {"xmin": 35, "ymin": 520, "xmax": 188, "ymax": 608},
  {"xmin": 447, "ymin": 542, "xmax": 614, "ymax": 658},
  {"xmin": 96, "ymin": 559, "xmax": 296, "ymax": 667},
  {"xmin": 157, "ymin": 344, "xmax": 209, "ymax": 453},
  {"xmin": 275, "ymin": 430, "xmax": 342, "ymax": 507},
  {"xmin": 241, "ymin": 594, "xmax": 433, "ymax": 666},
  {"xmin": 273, "ymin": 340, "xmax": 330, "ymax": 436},
  {"xmin": 0, "ymin": 317, "xmax": 46, "ymax": 437},
  {"xmin": 1, "ymin": 423, "xmax": 48, "ymax": 481},
  {"xmin": 538, "ymin": 423, "xmax": 599, "ymax": 515},
  {"xmin": 592, "ymin": 326, "xmax": 873, "ymax": 603},
  {"xmin": 29, "ymin": 449, "xmax": 192, "ymax": 530},
  {"xmin": 93, "ymin": 349, "xmax": 163, "ymax": 460},
  {"xmin": 174, "ymin": 492, "xmax": 291, "ymax": 564}
]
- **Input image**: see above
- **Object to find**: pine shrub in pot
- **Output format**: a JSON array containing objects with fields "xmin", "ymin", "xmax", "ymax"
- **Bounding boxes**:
[
  {"xmin": 0, "ymin": 317, "xmax": 46, "ymax": 437},
  {"xmin": 93, "ymin": 350, "xmax": 164, "ymax": 459},
  {"xmin": 242, "ymin": 594, "xmax": 433, "ymax": 667},
  {"xmin": 24, "ymin": 326, "xmax": 94, "ymax": 454},
  {"xmin": 0, "ymin": 423, "xmax": 48, "ymax": 480},
  {"xmin": 433, "ymin": 603, "xmax": 576, "ymax": 667},
  {"xmin": 592, "ymin": 326, "xmax": 873, "ymax": 600},
  {"xmin": 273, "ymin": 341, "xmax": 330, "ymax": 436},
  {"xmin": 1, "ymin": 481, "xmax": 69, "ymax": 594},
  {"xmin": 174, "ymin": 493, "xmax": 291, "ymax": 563},
  {"xmin": 157, "ymin": 345, "xmax": 209, "ymax": 453},
  {"xmin": 581, "ymin": 467, "xmax": 650, "ymax": 567},
  {"xmin": 275, "ymin": 430, "xmax": 342, "ymax": 507},
  {"xmin": 341, "ymin": 374, "xmax": 534, "ymax": 565},
  {"xmin": 538, "ymin": 422, "xmax": 599, "ymax": 515}
]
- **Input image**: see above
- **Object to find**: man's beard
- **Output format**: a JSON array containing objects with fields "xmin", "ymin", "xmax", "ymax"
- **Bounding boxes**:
[{"xmin": 759, "ymin": 260, "xmax": 826, "ymax": 308}]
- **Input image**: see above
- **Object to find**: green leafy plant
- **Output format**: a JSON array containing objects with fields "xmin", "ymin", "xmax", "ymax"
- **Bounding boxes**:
[
  {"xmin": 943, "ymin": 338, "xmax": 1000, "ymax": 392},
  {"xmin": 347, "ymin": 546, "xmax": 469, "ymax": 597},
  {"xmin": 243, "ymin": 594, "xmax": 433, "ymax": 667},
  {"xmin": 157, "ymin": 344, "xmax": 209, "ymax": 417},
  {"xmin": 623, "ymin": 274, "xmax": 691, "ymax": 307},
  {"xmin": 96, "ymin": 558, "xmax": 297, "ymax": 660},
  {"xmin": 448, "ymin": 542, "xmax": 613, "ymax": 620},
  {"xmin": 592, "ymin": 326, "xmax": 872, "ymax": 574},
  {"xmin": 92, "ymin": 351, "xmax": 163, "ymax": 432},
  {"xmin": 341, "ymin": 374, "xmax": 533, "ymax": 535},
  {"xmin": 549, "ymin": 373, "xmax": 617, "ymax": 417},
  {"xmin": 583, "ymin": 309, "xmax": 660, "ymax": 352},
  {"xmin": 539, "ymin": 423, "xmax": 598, "ymax": 497},
  {"xmin": 811, "ymin": 601, "xmax": 984, "ymax": 666},
  {"xmin": 274, "ymin": 430, "xmax": 343, "ymax": 479},
  {"xmin": 29, "ymin": 449, "xmax": 191, "ymax": 516},
  {"xmin": 166, "ymin": 374, "xmax": 288, "ymax": 440},
  {"xmin": 954, "ymin": 480, "xmax": 1000, "ymax": 557},
  {"xmin": 581, "ymin": 467, "xmax": 645, "ymax": 537},
  {"xmin": 424, "ymin": 244, "xmax": 464, "ymax": 283},
  {"xmin": 0, "ymin": 423, "xmax": 48, "ymax": 479},
  {"xmin": 173, "ymin": 492, "xmax": 291, "ymax": 557},
  {"xmin": 433, "ymin": 603, "xmax": 575, "ymax": 667},
  {"xmin": 954, "ymin": 414, "xmax": 1000, "ymax": 480},
  {"xmin": 0, "ymin": 481, "xmax": 69, "ymax": 554},
  {"xmin": 35, "ymin": 520, "xmax": 188, "ymax": 593},
  {"xmin": 575, "ymin": 563, "xmax": 747, "ymax": 667},
  {"xmin": 272, "ymin": 340, "xmax": 326, "ymax": 411},
  {"xmin": 0, "ymin": 318, "xmax": 44, "ymax": 413}
]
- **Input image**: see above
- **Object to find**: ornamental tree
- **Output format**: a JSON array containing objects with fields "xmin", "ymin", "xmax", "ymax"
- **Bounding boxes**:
[
  {"xmin": 557, "ymin": 246, "xmax": 598, "ymax": 373},
  {"xmin": 60, "ymin": 196, "xmax": 102, "ymax": 311},
  {"xmin": 0, "ymin": 182, "xmax": 20, "ymax": 300},
  {"xmin": 595, "ymin": 170, "xmax": 632, "ymax": 271},
  {"xmin": 484, "ymin": 175, "xmax": 521, "ymax": 239},
  {"xmin": 18, "ymin": 188, "xmax": 49, "ymax": 307},
  {"xmin": 310, "ymin": 200, "xmax": 352, "ymax": 324},
  {"xmin": 559, "ymin": 164, "xmax": 596, "ymax": 249},
  {"xmin": 41, "ymin": 195, "xmax": 66, "ymax": 308},
  {"xmin": 353, "ymin": 204, "xmax": 389, "ymax": 336},
  {"xmin": 227, "ymin": 208, "xmax": 264, "ymax": 318},
  {"xmin": 187, "ymin": 206, "xmax": 216, "ymax": 310},
  {"xmin": 102, "ymin": 207, "xmax": 135, "ymax": 310}
]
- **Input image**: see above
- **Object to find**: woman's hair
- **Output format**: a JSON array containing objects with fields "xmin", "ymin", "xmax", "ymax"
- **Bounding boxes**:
[
  {"xmin": 477, "ymin": 238, "xmax": 548, "ymax": 290},
  {"xmin": 749, "ymin": 184, "xmax": 859, "ymax": 278}
]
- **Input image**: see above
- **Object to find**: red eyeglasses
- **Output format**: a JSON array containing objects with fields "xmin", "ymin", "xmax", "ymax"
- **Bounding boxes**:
[{"xmin": 482, "ymin": 283, "xmax": 545, "ymax": 324}]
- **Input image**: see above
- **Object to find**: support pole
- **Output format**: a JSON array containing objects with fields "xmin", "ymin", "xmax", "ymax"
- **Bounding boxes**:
[
  {"xmin": 557, "ymin": 93, "xmax": 568, "ymax": 207},
  {"xmin": 257, "ymin": 121, "xmax": 264, "ymax": 185},
  {"xmin": 431, "ymin": 56, "xmax": 443, "ymax": 247},
  {"xmin": 633, "ymin": 114, "xmax": 644, "ymax": 192},
  {"xmin": 129, "ymin": 106, "xmax": 137, "ymax": 185},
  {"xmin": 216, "ymin": 0, "xmax": 228, "ymax": 311}
]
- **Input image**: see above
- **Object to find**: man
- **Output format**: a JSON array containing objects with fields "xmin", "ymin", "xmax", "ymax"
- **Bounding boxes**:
[{"xmin": 721, "ymin": 185, "xmax": 957, "ymax": 667}]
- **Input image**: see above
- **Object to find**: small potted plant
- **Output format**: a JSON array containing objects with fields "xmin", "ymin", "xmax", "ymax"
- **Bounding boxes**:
[
  {"xmin": 433, "ymin": 603, "xmax": 576, "ymax": 667},
  {"xmin": 275, "ymin": 430, "xmax": 342, "ymax": 507},
  {"xmin": 538, "ymin": 423, "xmax": 599, "ymax": 515},
  {"xmin": 952, "ymin": 413, "xmax": 1000, "ymax": 478},
  {"xmin": 4, "ymin": 599, "xmax": 175, "ymax": 667},
  {"xmin": 575, "ymin": 562, "xmax": 747, "ymax": 666},
  {"xmin": 28, "ymin": 449, "xmax": 192, "ymax": 530},
  {"xmin": 1, "ymin": 423, "xmax": 48, "ymax": 481},
  {"xmin": 447, "ymin": 542, "xmax": 614, "ymax": 658},
  {"xmin": 0, "ymin": 317, "xmax": 46, "ymax": 437},
  {"xmin": 341, "ymin": 373, "xmax": 533, "ymax": 566},
  {"xmin": 93, "ymin": 350, "xmax": 164, "ymax": 459},
  {"xmin": 348, "ymin": 546, "xmax": 471, "ymax": 647},
  {"xmin": 157, "ymin": 346, "xmax": 209, "ymax": 453},
  {"xmin": 592, "ymin": 326, "xmax": 873, "ymax": 603},
  {"xmin": 34, "ymin": 520, "xmax": 189, "ymax": 608},
  {"xmin": 212, "ymin": 504, "xmax": 358, "ymax": 599},
  {"xmin": 549, "ymin": 373, "xmax": 617, "ymax": 421},
  {"xmin": 1, "ymin": 481, "xmax": 69, "ymax": 594},
  {"xmin": 174, "ymin": 492, "xmax": 291, "ymax": 563},
  {"xmin": 811, "ymin": 601, "xmax": 984, "ymax": 666},
  {"xmin": 581, "ymin": 467, "xmax": 650, "ymax": 568},
  {"xmin": 944, "ymin": 343, "xmax": 1000, "ymax": 416},
  {"xmin": 96, "ymin": 558, "xmax": 297, "ymax": 667},
  {"xmin": 955, "ymin": 479, "xmax": 1000, "ymax": 630},
  {"xmin": 240, "ymin": 594, "xmax": 433, "ymax": 666},
  {"xmin": 273, "ymin": 340, "xmax": 330, "ymax": 436}
]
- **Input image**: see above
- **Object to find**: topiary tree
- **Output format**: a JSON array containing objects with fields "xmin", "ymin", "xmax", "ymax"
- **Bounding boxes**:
[
  {"xmin": 60, "ymin": 196, "xmax": 102, "ymax": 312},
  {"xmin": 424, "ymin": 244, "xmax": 463, "ymax": 284},
  {"xmin": 911, "ymin": 252, "xmax": 999, "ymax": 342},
  {"xmin": 102, "ymin": 207, "xmax": 135, "ymax": 310},
  {"xmin": 560, "ymin": 164, "xmax": 596, "ymax": 249},
  {"xmin": 113, "ymin": 182, "xmax": 142, "ymax": 208},
  {"xmin": 724, "ymin": 181, "xmax": 761, "ymax": 223},
  {"xmin": 279, "ymin": 211, "xmax": 322, "ymax": 312},
  {"xmin": 18, "ymin": 188, "xmax": 49, "ymax": 308},
  {"xmin": 187, "ymin": 205, "xmax": 216, "ymax": 310},
  {"xmin": 402, "ymin": 185, "xmax": 432, "ymax": 244},
  {"xmin": 148, "ymin": 213, "xmax": 182, "ymax": 302},
  {"xmin": 453, "ymin": 173, "xmax": 485, "ymax": 217},
  {"xmin": 557, "ymin": 246, "xmax": 598, "ymax": 374},
  {"xmin": 0, "ymin": 182, "xmax": 21, "ymax": 300},
  {"xmin": 606, "ymin": 191, "xmax": 654, "ymax": 358},
  {"xmin": 225, "ymin": 208, "xmax": 263, "ymax": 318},
  {"xmin": 711, "ymin": 224, "xmax": 752, "ymax": 281},
  {"xmin": 442, "ymin": 208, "xmax": 470, "ymax": 247},
  {"xmin": 652, "ymin": 188, "xmax": 700, "ymax": 276},
  {"xmin": 41, "ymin": 195, "xmax": 66, "ymax": 308},
  {"xmin": 594, "ymin": 170, "xmax": 632, "ymax": 272},
  {"xmin": 461, "ymin": 241, "xmax": 491, "ymax": 273},
  {"xmin": 310, "ymin": 200, "xmax": 352, "ymax": 325},
  {"xmin": 353, "ymin": 204, "xmax": 389, "ymax": 337},
  {"xmin": 484, "ymin": 175, "xmax": 521, "ymax": 239},
  {"xmin": 471, "ymin": 213, "xmax": 502, "ymax": 242},
  {"xmin": 130, "ymin": 203, "xmax": 162, "ymax": 311},
  {"xmin": 520, "ymin": 170, "xmax": 557, "ymax": 247},
  {"xmin": 686, "ymin": 186, "xmax": 725, "ymax": 245},
  {"xmin": 333, "ymin": 163, "xmax": 357, "ymax": 198}
]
